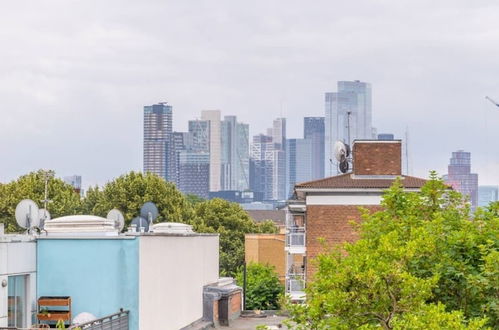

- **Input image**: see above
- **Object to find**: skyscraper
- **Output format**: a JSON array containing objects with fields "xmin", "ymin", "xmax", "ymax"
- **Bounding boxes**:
[
  {"xmin": 325, "ymin": 80, "xmax": 373, "ymax": 176},
  {"xmin": 443, "ymin": 150, "xmax": 478, "ymax": 210},
  {"xmin": 304, "ymin": 117, "xmax": 325, "ymax": 179},
  {"xmin": 201, "ymin": 110, "xmax": 221, "ymax": 192},
  {"xmin": 478, "ymin": 186, "xmax": 498, "ymax": 207},
  {"xmin": 221, "ymin": 116, "xmax": 250, "ymax": 191},
  {"xmin": 143, "ymin": 103, "xmax": 175, "ymax": 181},
  {"xmin": 177, "ymin": 151, "xmax": 210, "ymax": 199},
  {"xmin": 287, "ymin": 138, "xmax": 313, "ymax": 197}
]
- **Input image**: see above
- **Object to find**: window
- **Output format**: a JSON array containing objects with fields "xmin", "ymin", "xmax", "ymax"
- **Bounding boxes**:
[{"xmin": 8, "ymin": 275, "xmax": 27, "ymax": 328}]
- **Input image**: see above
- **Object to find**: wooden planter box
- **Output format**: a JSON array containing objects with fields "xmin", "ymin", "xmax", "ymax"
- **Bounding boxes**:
[
  {"xmin": 38, "ymin": 296, "xmax": 71, "ymax": 306},
  {"xmin": 37, "ymin": 311, "xmax": 71, "ymax": 321}
]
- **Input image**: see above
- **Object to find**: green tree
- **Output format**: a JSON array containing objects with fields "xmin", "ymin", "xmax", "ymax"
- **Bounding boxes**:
[
  {"xmin": 236, "ymin": 263, "xmax": 284, "ymax": 310},
  {"xmin": 0, "ymin": 170, "xmax": 81, "ymax": 232},
  {"xmin": 81, "ymin": 171, "xmax": 193, "ymax": 226},
  {"xmin": 192, "ymin": 198, "xmax": 278, "ymax": 276},
  {"xmin": 286, "ymin": 173, "xmax": 497, "ymax": 329}
]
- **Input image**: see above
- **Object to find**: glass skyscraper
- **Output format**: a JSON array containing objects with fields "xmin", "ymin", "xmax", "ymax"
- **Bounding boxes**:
[
  {"xmin": 143, "ymin": 103, "xmax": 175, "ymax": 181},
  {"xmin": 287, "ymin": 138, "xmax": 313, "ymax": 197},
  {"xmin": 478, "ymin": 186, "xmax": 498, "ymax": 207},
  {"xmin": 221, "ymin": 116, "xmax": 250, "ymax": 191},
  {"xmin": 443, "ymin": 150, "xmax": 479, "ymax": 210},
  {"xmin": 325, "ymin": 80, "xmax": 373, "ymax": 176},
  {"xmin": 304, "ymin": 117, "xmax": 325, "ymax": 180}
]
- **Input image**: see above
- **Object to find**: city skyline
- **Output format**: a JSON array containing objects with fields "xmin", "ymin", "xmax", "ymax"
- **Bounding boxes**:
[{"xmin": 1, "ymin": 1, "xmax": 499, "ymax": 189}]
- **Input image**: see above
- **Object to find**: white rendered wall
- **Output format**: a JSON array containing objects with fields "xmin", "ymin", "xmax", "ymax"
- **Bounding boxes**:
[
  {"xmin": 306, "ymin": 193, "xmax": 383, "ymax": 205},
  {"xmin": 0, "ymin": 240, "xmax": 37, "ymax": 328},
  {"xmin": 138, "ymin": 235, "xmax": 219, "ymax": 330}
]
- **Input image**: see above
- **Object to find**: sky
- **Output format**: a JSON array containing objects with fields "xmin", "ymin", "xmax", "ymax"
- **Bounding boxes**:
[{"xmin": 1, "ymin": 0, "xmax": 499, "ymax": 188}]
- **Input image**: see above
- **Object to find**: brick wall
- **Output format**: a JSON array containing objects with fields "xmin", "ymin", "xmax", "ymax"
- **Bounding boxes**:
[
  {"xmin": 306, "ymin": 205, "xmax": 382, "ymax": 280},
  {"xmin": 353, "ymin": 141, "xmax": 401, "ymax": 175},
  {"xmin": 245, "ymin": 234, "xmax": 286, "ymax": 282},
  {"xmin": 229, "ymin": 292, "xmax": 242, "ymax": 316}
]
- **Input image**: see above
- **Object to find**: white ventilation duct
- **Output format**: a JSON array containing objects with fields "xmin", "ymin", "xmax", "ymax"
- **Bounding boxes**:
[
  {"xmin": 44, "ymin": 215, "xmax": 118, "ymax": 236},
  {"xmin": 151, "ymin": 222, "xmax": 194, "ymax": 234}
]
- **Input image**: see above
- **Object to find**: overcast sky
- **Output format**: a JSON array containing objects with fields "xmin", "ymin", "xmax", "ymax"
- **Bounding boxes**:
[{"xmin": 1, "ymin": 0, "xmax": 499, "ymax": 188}]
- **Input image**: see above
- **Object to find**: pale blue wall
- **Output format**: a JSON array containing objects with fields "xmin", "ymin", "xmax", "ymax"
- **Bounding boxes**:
[{"xmin": 37, "ymin": 238, "xmax": 139, "ymax": 329}]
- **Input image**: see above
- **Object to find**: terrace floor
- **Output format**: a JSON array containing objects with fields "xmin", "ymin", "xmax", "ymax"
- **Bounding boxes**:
[{"xmin": 218, "ymin": 315, "xmax": 289, "ymax": 329}]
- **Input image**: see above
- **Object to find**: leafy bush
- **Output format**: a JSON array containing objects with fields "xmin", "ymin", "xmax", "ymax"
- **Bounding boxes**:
[{"xmin": 236, "ymin": 263, "xmax": 284, "ymax": 310}]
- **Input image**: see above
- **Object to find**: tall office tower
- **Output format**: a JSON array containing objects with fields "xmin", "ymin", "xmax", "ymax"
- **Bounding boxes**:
[
  {"xmin": 143, "ymin": 103, "xmax": 176, "ymax": 181},
  {"xmin": 287, "ymin": 138, "xmax": 313, "ymax": 197},
  {"xmin": 178, "ymin": 151, "xmax": 210, "ymax": 199},
  {"xmin": 443, "ymin": 150, "xmax": 479, "ymax": 210},
  {"xmin": 272, "ymin": 118, "xmax": 287, "ymax": 200},
  {"xmin": 188, "ymin": 119, "xmax": 210, "ymax": 152},
  {"xmin": 201, "ymin": 110, "xmax": 221, "ymax": 192},
  {"xmin": 478, "ymin": 186, "xmax": 498, "ymax": 207},
  {"xmin": 221, "ymin": 116, "xmax": 250, "ymax": 191},
  {"xmin": 304, "ymin": 117, "xmax": 325, "ymax": 179},
  {"xmin": 325, "ymin": 80, "xmax": 373, "ymax": 176},
  {"xmin": 250, "ymin": 134, "xmax": 274, "ymax": 201}
]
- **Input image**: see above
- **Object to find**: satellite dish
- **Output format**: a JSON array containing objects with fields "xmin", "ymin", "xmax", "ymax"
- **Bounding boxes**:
[
  {"xmin": 339, "ymin": 159, "xmax": 349, "ymax": 173},
  {"xmin": 38, "ymin": 209, "xmax": 51, "ymax": 230},
  {"xmin": 140, "ymin": 202, "xmax": 158, "ymax": 223},
  {"xmin": 15, "ymin": 199, "xmax": 40, "ymax": 229},
  {"xmin": 334, "ymin": 141, "xmax": 348, "ymax": 162},
  {"xmin": 131, "ymin": 216, "xmax": 149, "ymax": 232},
  {"xmin": 107, "ymin": 209, "xmax": 125, "ymax": 232}
]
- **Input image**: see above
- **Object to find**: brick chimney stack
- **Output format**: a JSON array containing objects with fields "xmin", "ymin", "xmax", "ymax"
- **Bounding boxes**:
[{"xmin": 352, "ymin": 140, "xmax": 402, "ymax": 176}]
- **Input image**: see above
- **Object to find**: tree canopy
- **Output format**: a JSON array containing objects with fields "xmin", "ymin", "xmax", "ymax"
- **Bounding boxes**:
[
  {"xmin": 191, "ymin": 198, "xmax": 278, "ymax": 276},
  {"xmin": 236, "ymin": 262, "xmax": 283, "ymax": 310},
  {"xmin": 286, "ymin": 172, "xmax": 498, "ymax": 329},
  {"xmin": 0, "ymin": 170, "xmax": 81, "ymax": 232}
]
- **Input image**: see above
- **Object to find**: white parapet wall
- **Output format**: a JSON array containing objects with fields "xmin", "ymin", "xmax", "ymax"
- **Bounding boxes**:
[
  {"xmin": 138, "ymin": 233, "xmax": 219, "ymax": 330},
  {"xmin": 0, "ymin": 234, "xmax": 37, "ymax": 328}
]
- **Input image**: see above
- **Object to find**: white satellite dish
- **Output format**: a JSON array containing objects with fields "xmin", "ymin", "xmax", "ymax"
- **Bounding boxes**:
[
  {"xmin": 107, "ymin": 209, "xmax": 125, "ymax": 232},
  {"xmin": 38, "ymin": 208, "xmax": 51, "ymax": 230},
  {"xmin": 334, "ymin": 141, "xmax": 348, "ymax": 162},
  {"xmin": 15, "ymin": 199, "xmax": 40, "ymax": 229}
]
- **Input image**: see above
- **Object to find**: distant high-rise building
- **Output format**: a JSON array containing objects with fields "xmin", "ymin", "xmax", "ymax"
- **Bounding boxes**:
[
  {"xmin": 443, "ymin": 150, "xmax": 478, "ymax": 210},
  {"xmin": 63, "ymin": 175, "xmax": 82, "ymax": 194},
  {"xmin": 143, "ymin": 103, "xmax": 175, "ymax": 181},
  {"xmin": 250, "ymin": 134, "xmax": 274, "ymax": 201},
  {"xmin": 325, "ymin": 80, "xmax": 373, "ymax": 176},
  {"xmin": 304, "ymin": 117, "xmax": 325, "ymax": 179},
  {"xmin": 287, "ymin": 138, "xmax": 313, "ymax": 197},
  {"xmin": 478, "ymin": 186, "xmax": 498, "ymax": 207},
  {"xmin": 188, "ymin": 119, "xmax": 210, "ymax": 152},
  {"xmin": 221, "ymin": 116, "xmax": 250, "ymax": 191},
  {"xmin": 250, "ymin": 119, "xmax": 287, "ymax": 201},
  {"xmin": 178, "ymin": 151, "xmax": 210, "ymax": 199},
  {"xmin": 377, "ymin": 133, "xmax": 394, "ymax": 140},
  {"xmin": 201, "ymin": 110, "xmax": 222, "ymax": 192}
]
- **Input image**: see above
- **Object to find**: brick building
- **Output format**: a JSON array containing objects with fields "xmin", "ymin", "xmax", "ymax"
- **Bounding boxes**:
[
  {"xmin": 245, "ymin": 233, "xmax": 286, "ymax": 282},
  {"xmin": 285, "ymin": 140, "xmax": 426, "ymax": 301}
]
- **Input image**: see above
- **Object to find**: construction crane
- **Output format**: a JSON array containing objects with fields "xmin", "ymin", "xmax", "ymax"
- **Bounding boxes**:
[{"xmin": 485, "ymin": 96, "xmax": 499, "ymax": 108}]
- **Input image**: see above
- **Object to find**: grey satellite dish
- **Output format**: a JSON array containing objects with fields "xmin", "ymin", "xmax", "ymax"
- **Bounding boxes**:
[
  {"xmin": 131, "ymin": 216, "xmax": 149, "ymax": 232},
  {"xmin": 15, "ymin": 199, "xmax": 40, "ymax": 229},
  {"xmin": 339, "ymin": 159, "xmax": 349, "ymax": 173},
  {"xmin": 107, "ymin": 209, "xmax": 125, "ymax": 232},
  {"xmin": 334, "ymin": 141, "xmax": 348, "ymax": 162},
  {"xmin": 38, "ymin": 208, "xmax": 51, "ymax": 230},
  {"xmin": 140, "ymin": 202, "xmax": 158, "ymax": 222}
]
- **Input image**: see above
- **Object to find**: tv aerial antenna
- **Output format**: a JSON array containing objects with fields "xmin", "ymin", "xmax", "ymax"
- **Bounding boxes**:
[
  {"xmin": 107, "ymin": 209, "xmax": 125, "ymax": 232},
  {"xmin": 485, "ymin": 96, "xmax": 499, "ymax": 108},
  {"xmin": 38, "ymin": 208, "xmax": 51, "ymax": 230},
  {"xmin": 334, "ymin": 141, "xmax": 351, "ymax": 174},
  {"xmin": 15, "ymin": 199, "xmax": 41, "ymax": 233}
]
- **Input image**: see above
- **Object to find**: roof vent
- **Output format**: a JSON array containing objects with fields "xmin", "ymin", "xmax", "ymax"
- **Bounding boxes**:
[
  {"xmin": 152, "ymin": 222, "xmax": 194, "ymax": 234},
  {"xmin": 44, "ymin": 215, "xmax": 118, "ymax": 236}
]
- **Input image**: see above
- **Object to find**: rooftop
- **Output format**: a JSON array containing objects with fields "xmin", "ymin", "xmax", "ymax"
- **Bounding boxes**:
[{"xmin": 295, "ymin": 173, "xmax": 427, "ymax": 190}]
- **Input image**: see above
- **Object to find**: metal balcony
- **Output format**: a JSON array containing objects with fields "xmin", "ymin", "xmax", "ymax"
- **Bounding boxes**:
[
  {"xmin": 285, "ymin": 230, "xmax": 305, "ymax": 254},
  {"xmin": 286, "ymin": 275, "xmax": 306, "ymax": 302}
]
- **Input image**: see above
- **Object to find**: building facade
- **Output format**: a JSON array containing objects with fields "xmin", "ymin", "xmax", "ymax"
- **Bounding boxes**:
[
  {"xmin": 143, "ymin": 103, "xmax": 175, "ymax": 181},
  {"xmin": 285, "ymin": 140, "xmax": 426, "ymax": 301},
  {"xmin": 443, "ymin": 150, "xmax": 479, "ymax": 210},
  {"xmin": 325, "ymin": 81, "xmax": 374, "ymax": 176},
  {"xmin": 221, "ymin": 116, "xmax": 250, "ymax": 191},
  {"xmin": 478, "ymin": 185, "xmax": 498, "ymax": 207},
  {"xmin": 287, "ymin": 138, "xmax": 313, "ymax": 198},
  {"xmin": 178, "ymin": 151, "xmax": 210, "ymax": 199},
  {"xmin": 201, "ymin": 110, "xmax": 222, "ymax": 192},
  {"xmin": 304, "ymin": 117, "xmax": 325, "ymax": 180}
]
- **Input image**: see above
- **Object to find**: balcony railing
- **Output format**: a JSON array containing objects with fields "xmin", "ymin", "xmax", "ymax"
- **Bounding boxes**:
[
  {"xmin": 286, "ymin": 231, "xmax": 305, "ymax": 247},
  {"xmin": 69, "ymin": 310, "xmax": 129, "ymax": 330},
  {"xmin": 287, "ymin": 274, "xmax": 305, "ymax": 293}
]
